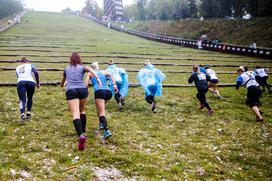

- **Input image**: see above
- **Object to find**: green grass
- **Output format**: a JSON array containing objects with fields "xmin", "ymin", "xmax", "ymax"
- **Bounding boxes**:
[{"xmin": 0, "ymin": 11, "xmax": 271, "ymax": 180}]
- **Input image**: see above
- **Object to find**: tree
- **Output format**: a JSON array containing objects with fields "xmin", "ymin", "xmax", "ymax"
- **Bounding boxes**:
[
  {"xmin": 0, "ymin": 0, "xmax": 23, "ymax": 19},
  {"xmin": 218, "ymin": 0, "xmax": 232, "ymax": 18},
  {"xmin": 258, "ymin": 0, "xmax": 272, "ymax": 17},
  {"xmin": 232, "ymin": 0, "xmax": 246, "ymax": 18},
  {"xmin": 82, "ymin": 0, "xmax": 101, "ymax": 18},
  {"xmin": 188, "ymin": 0, "xmax": 197, "ymax": 18},
  {"xmin": 137, "ymin": 0, "xmax": 147, "ymax": 20}
]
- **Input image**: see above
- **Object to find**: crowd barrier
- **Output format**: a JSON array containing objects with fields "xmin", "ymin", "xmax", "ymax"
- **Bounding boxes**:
[{"xmin": 79, "ymin": 14, "xmax": 272, "ymax": 59}]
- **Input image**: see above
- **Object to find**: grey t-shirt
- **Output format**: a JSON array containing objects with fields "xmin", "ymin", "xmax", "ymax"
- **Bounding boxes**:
[{"xmin": 64, "ymin": 65, "xmax": 87, "ymax": 91}]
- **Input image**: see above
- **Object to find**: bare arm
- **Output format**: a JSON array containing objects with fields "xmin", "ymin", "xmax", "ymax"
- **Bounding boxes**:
[
  {"xmin": 85, "ymin": 72, "xmax": 90, "ymax": 87},
  {"xmin": 61, "ymin": 76, "xmax": 66, "ymax": 87},
  {"xmin": 85, "ymin": 66, "xmax": 102, "ymax": 87},
  {"xmin": 104, "ymin": 71, "xmax": 118, "ymax": 92}
]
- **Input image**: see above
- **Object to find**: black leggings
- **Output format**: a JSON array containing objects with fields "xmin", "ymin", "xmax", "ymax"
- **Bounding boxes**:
[
  {"xmin": 196, "ymin": 89, "xmax": 211, "ymax": 111},
  {"xmin": 17, "ymin": 81, "xmax": 35, "ymax": 114},
  {"xmin": 146, "ymin": 95, "xmax": 155, "ymax": 104},
  {"xmin": 256, "ymin": 76, "xmax": 270, "ymax": 91}
]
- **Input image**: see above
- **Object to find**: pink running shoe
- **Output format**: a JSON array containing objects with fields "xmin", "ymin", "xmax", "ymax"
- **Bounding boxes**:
[
  {"xmin": 78, "ymin": 134, "xmax": 87, "ymax": 151},
  {"xmin": 209, "ymin": 109, "xmax": 215, "ymax": 115}
]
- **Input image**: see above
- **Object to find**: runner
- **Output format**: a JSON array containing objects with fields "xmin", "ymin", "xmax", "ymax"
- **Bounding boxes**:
[
  {"xmin": 254, "ymin": 66, "xmax": 271, "ymax": 94},
  {"xmin": 16, "ymin": 57, "xmax": 40, "ymax": 125},
  {"xmin": 188, "ymin": 65, "xmax": 214, "ymax": 115},
  {"xmin": 236, "ymin": 66, "xmax": 264, "ymax": 122},
  {"xmin": 61, "ymin": 52, "xmax": 101, "ymax": 151},
  {"xmin": 106, "ymin": 59, "xmax": 129, "ymax": 110},
  {"xmin": 86, "ymin": 62, "xmax": 118, "ymax": 140},
  {"xmin": 137, "ymin": 60, "xmax": 166, "ymax": 113},
  {"xmin": 205, "ymin": 65, "xmax": 222, "ymax": 99}
]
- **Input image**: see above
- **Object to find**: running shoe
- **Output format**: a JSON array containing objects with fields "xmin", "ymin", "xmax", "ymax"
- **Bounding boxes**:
[
  {"xmin": 151, "ymin": 101, "xmax": 156, "ymax": 113},
  {"xmin": 218, "ymin": 96, "xmax": 222, "ymax": 100},
  {"xmin": 118, "ymin": 102, "xmax": 123, "ymax": 110},
  {"xmin": 20, "ymin": 113, "xmax": 26, "ymax": 125},
  {"xmin": 120, "ymin": 97, "xmax": 125, "ymax": 105},
  {"xmin": 99, "ymin": 123, "xmax": 104, "ymax": 130},
  {"xmin": 26, "ymin": 111, "xmax": 31, "ymax": 120},
  {"xmin": 102, "ymin": 130, "xmax": 112, "ymax": 140},
  {"xmin": 208, "ymin": 109, "xmax": 215, "ymax": 115},
  {"xmin": 78, "ymin": 134, "xmax": 87, "ymax": 151},
  {"xmin": 256, "ymin": 117, "xmax": 264, "ymax": 122}
]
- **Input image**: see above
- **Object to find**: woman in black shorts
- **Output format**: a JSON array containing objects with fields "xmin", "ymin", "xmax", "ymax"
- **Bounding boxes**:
[
  {"xmin": 86, "ymin": 62, "xmax": 118, "ymax": 141},
  {"xmin": 61, "ymin": 52, "xmax": 101, "ymax": 151}
]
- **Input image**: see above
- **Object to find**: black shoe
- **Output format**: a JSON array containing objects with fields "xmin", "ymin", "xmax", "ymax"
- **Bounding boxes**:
[
  {"xmin": 151, "ymin": 101, "xmax": 156, "ymax": 113},
  {"xmin": 256, "ymin": 117, "xmax": 264, "ymax": 122},
  {"xmin": 26, "ymin": 112, "xmax": 31, "ymax": 120},
  {"xmin": 120, "ymin": 97, "xmax": 125, "ymax": 105},
  {"xmin": 20, "ymin": 113, "xmax": 26, "ymax": 125},
  {"xmin": 118, "ymin": 102, "xmax": 123, "ymax": 110}
]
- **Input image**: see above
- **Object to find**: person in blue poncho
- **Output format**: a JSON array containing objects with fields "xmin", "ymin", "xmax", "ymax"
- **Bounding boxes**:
[
  {"xmin": 137, "ymin": 60, "xmax": 166, "ymax": 113},
  {"xmin": 106, "ymin": 59, "xmax": 129, "ymax": 110}
]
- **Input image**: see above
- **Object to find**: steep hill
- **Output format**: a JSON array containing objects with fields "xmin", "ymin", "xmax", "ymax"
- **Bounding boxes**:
[{"xmin": 125, "ymin": 18, "xmax": 272, "ymax": 48}]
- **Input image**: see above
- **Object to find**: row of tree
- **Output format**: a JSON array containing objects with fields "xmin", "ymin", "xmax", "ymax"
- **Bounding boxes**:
[
  {"xmin": 0, "ymin": 0, "xmax": 23, "ymax": 19},
  {"xmin": 124, "ymin": 0, "xmax": 272, "ymax": 21}
]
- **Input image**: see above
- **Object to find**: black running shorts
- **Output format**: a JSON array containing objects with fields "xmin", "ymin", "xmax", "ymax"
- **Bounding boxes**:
[
  {"xmin": 66, "ymin": 88, "xmax": 88, "ymax": 100},
  {"xmin": 246, "ymin": 86, "xmax": 261, "ymax": 108},
  {"xmin": 210, "ymin": 79, "xmax": 219, "ymax": 84},
  {"xmin": 94, "ymin": 89, "xmax": 112, "ymax": 100}
]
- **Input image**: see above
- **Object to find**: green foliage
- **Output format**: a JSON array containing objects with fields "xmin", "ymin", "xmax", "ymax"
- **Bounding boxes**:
[
  {"xmin": 124, "ymin": 0, "xmax": 272, "ymax": 20},
  {"xmin": 0, "ymin": 0, "xmax": 23, "ymax": 19},
  {"xmin": 82, "ymin": 0, "xmax": 102, "ymax": 18}
]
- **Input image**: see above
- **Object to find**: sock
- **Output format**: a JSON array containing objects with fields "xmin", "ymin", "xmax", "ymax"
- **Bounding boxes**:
[
  {"xmin": 80, "ymin": 114, "xmax": 86, "ymax": 133},
  {"xmin": 73, "ymin": 119, "xmax": 82, "ymax": 136},
  {"xmin": 99, "ymin": 116, "xmax": 108, "ymax": 131},
  {"xmin": 115, "ymin": 94, "xmax": 121, "ymax": 104}
]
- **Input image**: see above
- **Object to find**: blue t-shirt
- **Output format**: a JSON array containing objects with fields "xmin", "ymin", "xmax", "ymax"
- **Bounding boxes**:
[
  {"xmin": 64, "ymin": 65, "xmax": 87, "ymax": 91},
  {"xmin": 91, "ymin": 71, "xmax": 111, "ymax": 92}
]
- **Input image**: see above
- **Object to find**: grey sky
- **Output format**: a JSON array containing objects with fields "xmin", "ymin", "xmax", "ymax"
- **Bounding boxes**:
[{"xmin": 23, "ymin": 0, "xmax": 134, "ymax": 12}]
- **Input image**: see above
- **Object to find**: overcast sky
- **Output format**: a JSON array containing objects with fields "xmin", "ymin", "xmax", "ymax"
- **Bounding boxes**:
[{"xmin": 23, "ymin": 0, "xmax": 134, "ymax": 12}]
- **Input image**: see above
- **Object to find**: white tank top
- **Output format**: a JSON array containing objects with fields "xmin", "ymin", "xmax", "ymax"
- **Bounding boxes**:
[
  {"xmin": 206, "ymin": 68, "xmax": 218, "ymax": 80},
  {"xmin": 240, "ymin": 72, "xmax": 259, "ymax": 88},
  {"xmin": 16, "ymin": 63, "xmax": 35, "ymax": 83},
  {"xmin": 255, "ymin": 68, "xmax": 268, "ymax": 77}
]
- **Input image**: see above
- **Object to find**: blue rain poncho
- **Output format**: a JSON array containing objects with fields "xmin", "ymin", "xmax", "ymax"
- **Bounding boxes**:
[
  {"xmin": 136, "ymin": 64, "xmax": 166, "ymax": 96},
  {"xmin": 106, "ymin": 64, "xmax": 129, "ymax": 97}
]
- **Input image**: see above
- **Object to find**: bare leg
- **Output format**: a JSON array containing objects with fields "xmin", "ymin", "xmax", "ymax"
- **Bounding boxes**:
[
  {"xmin": 79, "ymin": 98, "xmax": 87, "ymax": 114},
  {"xmin": 95, "ymin": 99, "xmax": 106, "ymax": 117},
  {"xmin": 251, "ymin": 106, "xmax": 263, "ymax": 120},
  {"xmin": 68, "ymin": 99, "xmax": 80, "ymax": 120}
]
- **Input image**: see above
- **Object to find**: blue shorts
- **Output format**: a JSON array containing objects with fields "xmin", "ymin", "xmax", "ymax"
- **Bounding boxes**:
[{"xmin": 66, "ymin": 88, "xmax": 88, "ymax": 100}]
